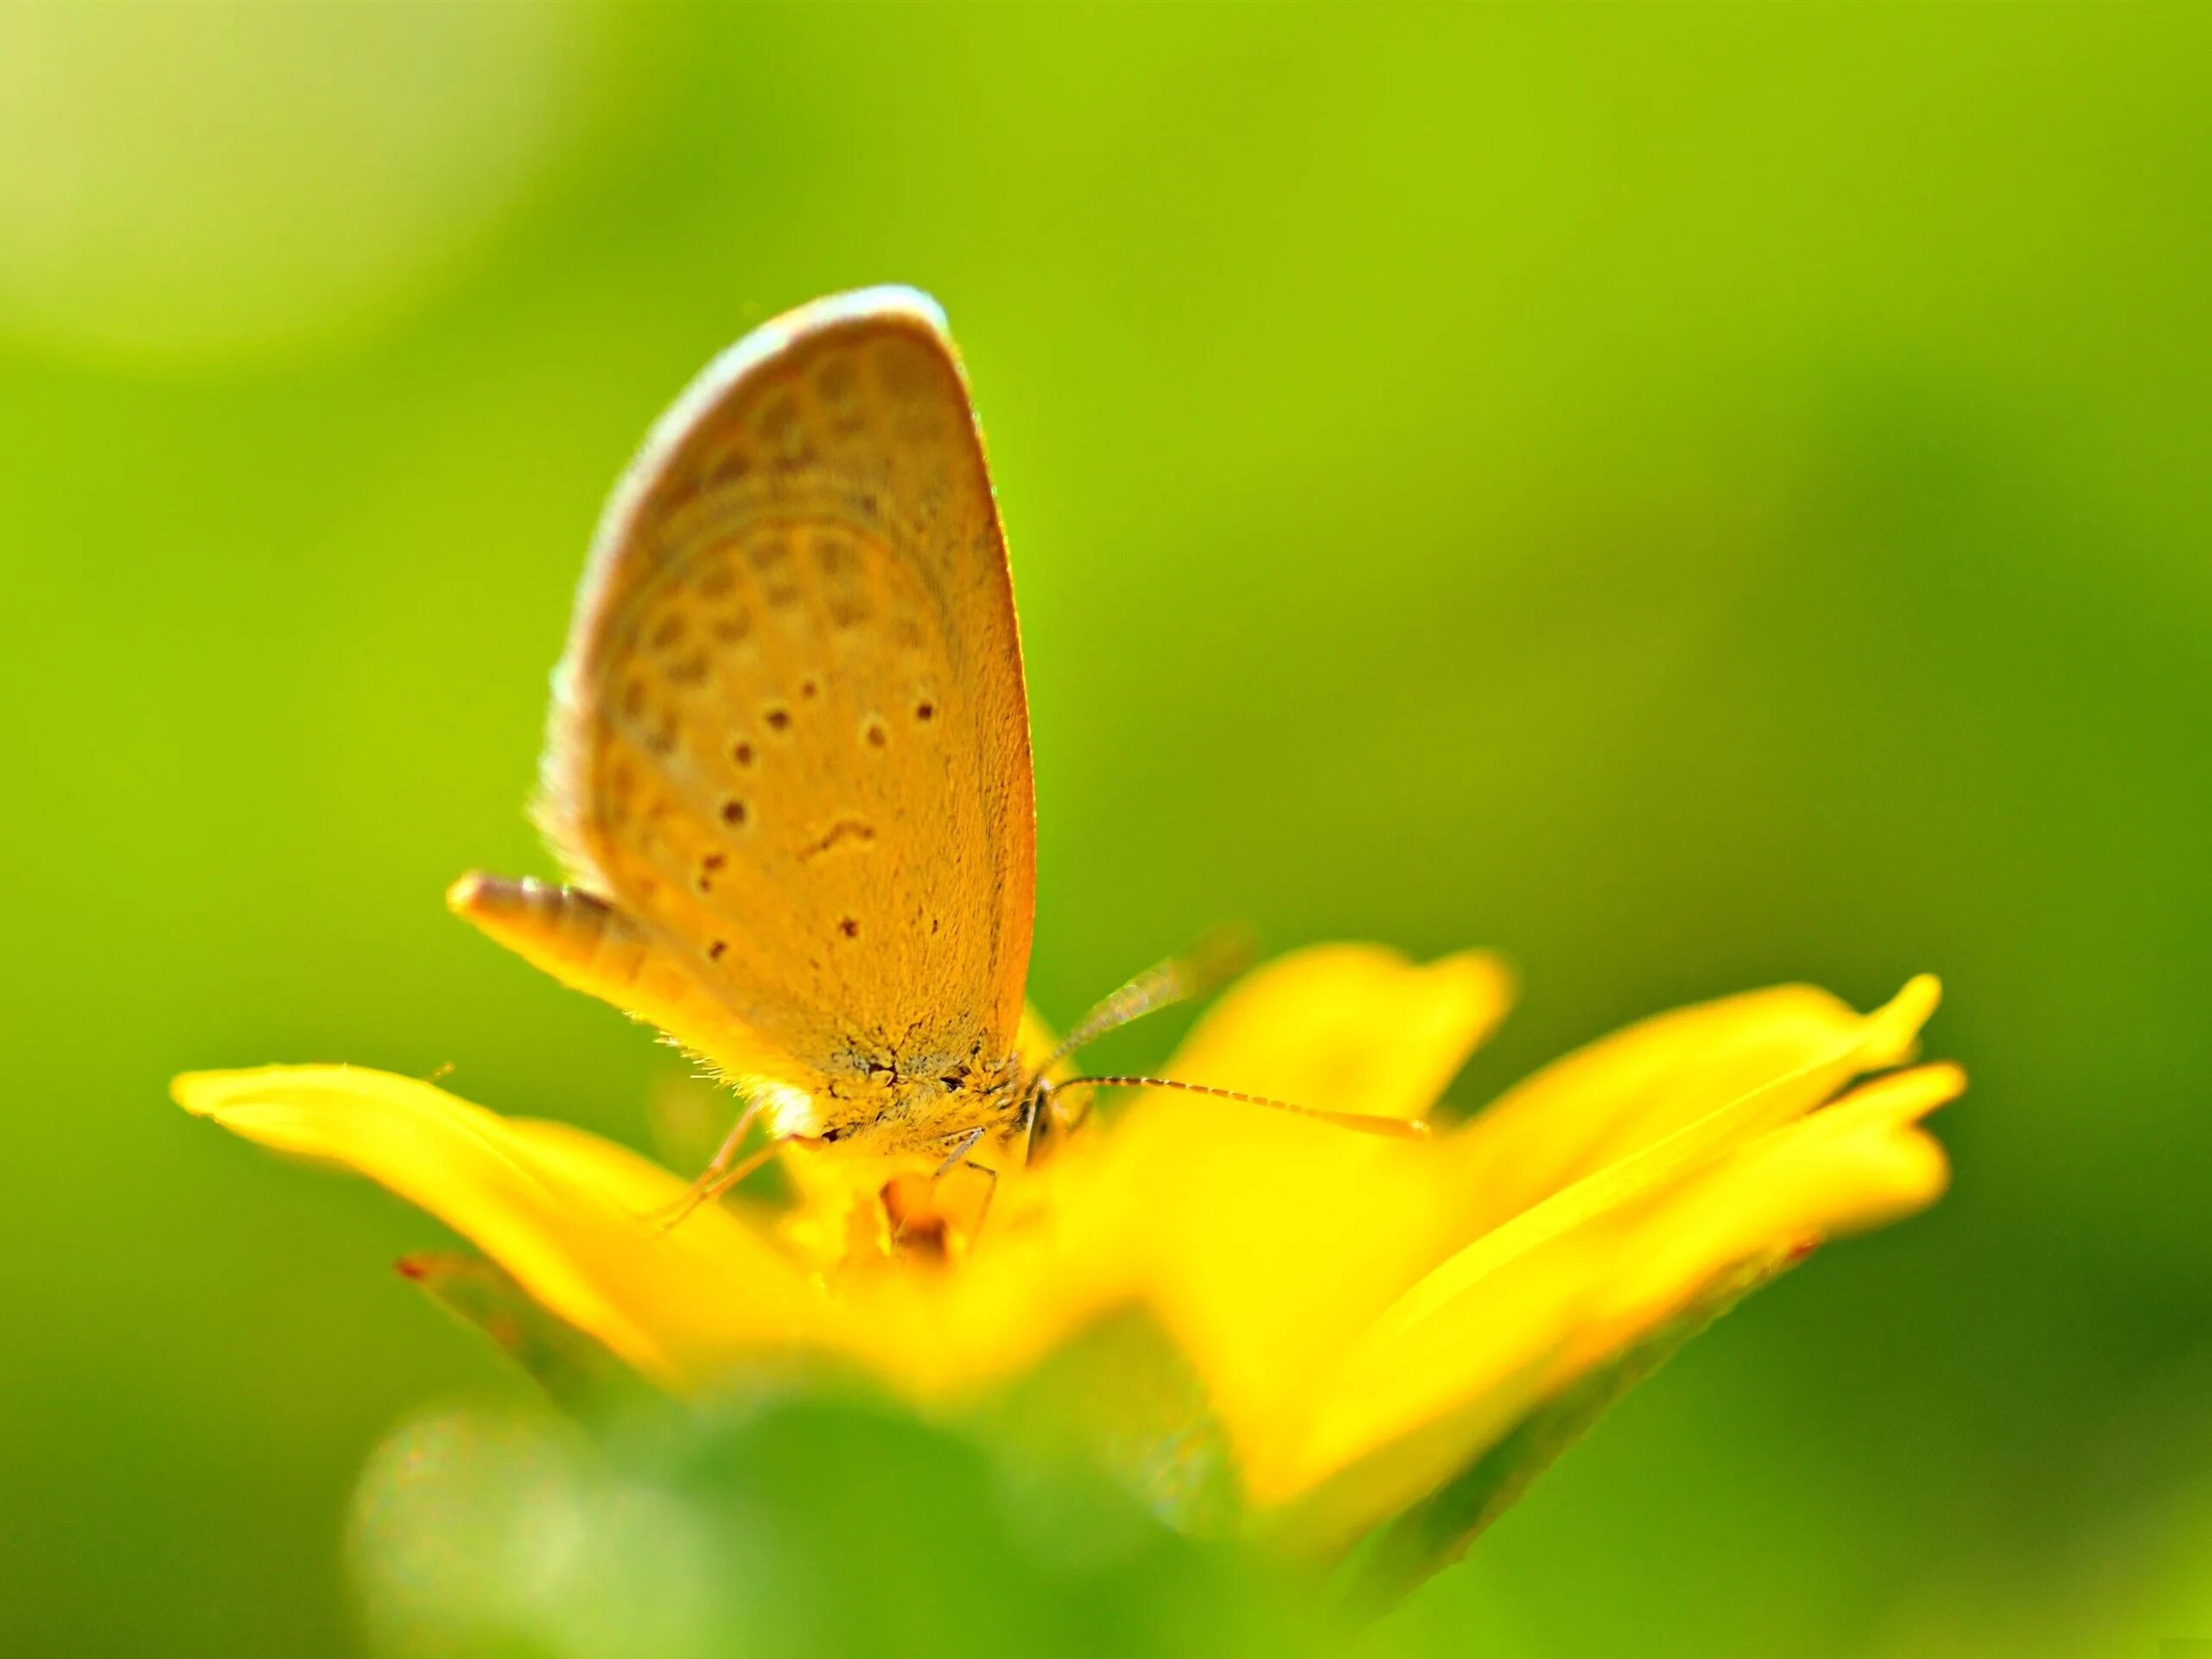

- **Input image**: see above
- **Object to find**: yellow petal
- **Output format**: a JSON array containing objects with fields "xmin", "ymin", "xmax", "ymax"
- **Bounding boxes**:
[
  {"xmin": 1140, "ymin": 944, "xmax": 1514, "ymax": 1132},
  {"xmin": 1072, "ymin": 947, "xmax": 1513, "ymax": 1478},
  {"xmin": 1016, "ymin": 1001, "xmax": 1065, "ymax": 1074},
  {"xmin": 1261, "ymin": 1226, "xmax": 1606, "ymax": 1516},
  {"xmin": 1270, "ymin": 1058, "xmax": 1961, "ymax": 1521},
  {"xmin": 1580, "ymin": 1062, "xmax": 1960, "ymax": 1357},
  {"xmin": 172, "ymin": 1066, "xmax": 817, "ymax": 1389},
  {"xmin": 1449, "ymin": 974, "xmax": 1939, "ymax": 1235}
]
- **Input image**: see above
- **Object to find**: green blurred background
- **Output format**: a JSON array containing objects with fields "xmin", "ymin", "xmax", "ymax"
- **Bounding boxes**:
[{"xmin": 3, "ymin": 3, "xmax": 2208, "ymax": 1655}]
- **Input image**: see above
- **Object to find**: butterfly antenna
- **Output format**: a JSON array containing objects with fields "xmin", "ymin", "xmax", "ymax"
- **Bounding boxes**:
[
  {"xmin": 1038, "ymin": 926, "xmax": 1257, "ymax": 1077},
  {"xmin": 1055, "ymin": 1076, "xmax": 1431, "ymax": 1141}
]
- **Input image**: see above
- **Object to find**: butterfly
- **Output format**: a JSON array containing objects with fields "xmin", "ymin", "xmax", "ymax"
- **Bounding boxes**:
[{"xmin": 448, "ymin": 289, "xmax": 1421, "ymax": 1213}]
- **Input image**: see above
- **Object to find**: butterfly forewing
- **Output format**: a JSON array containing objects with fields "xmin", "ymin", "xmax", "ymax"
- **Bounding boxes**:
[{"xmin": 538, "ymin": 289, "xmax": 1035, "ymax": 1090}]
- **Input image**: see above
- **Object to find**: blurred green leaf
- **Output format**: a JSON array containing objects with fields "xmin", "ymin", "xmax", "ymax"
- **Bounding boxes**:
[
  {"xmin": 974, "ymin": 1307, "xmax": 1243, "ymax": 1538},
  {"xmin": 351, "ymin": 1393, "xmax": 1335, "ymax": 1659}
]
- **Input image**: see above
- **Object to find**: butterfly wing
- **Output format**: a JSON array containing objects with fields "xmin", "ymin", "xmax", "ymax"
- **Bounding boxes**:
[{"xmin": 535, "ymin": 288, "xmax": 1035, "ymax": 1090}]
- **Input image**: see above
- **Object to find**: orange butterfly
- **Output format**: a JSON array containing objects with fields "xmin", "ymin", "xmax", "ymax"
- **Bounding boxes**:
[{"xmin": 449, "ymin": 289, "xmax": 1420, "ymax": 1211}]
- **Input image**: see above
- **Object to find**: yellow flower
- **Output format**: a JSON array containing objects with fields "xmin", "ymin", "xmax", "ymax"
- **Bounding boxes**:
[{"xmin": 173, "ymin": 946, "xmax": 1955, "ymax": 1557}]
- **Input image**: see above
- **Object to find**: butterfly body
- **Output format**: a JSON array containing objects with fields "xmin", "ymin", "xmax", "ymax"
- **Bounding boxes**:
[
  {"xmin": 456, "ymin": 289, "xmax": 1038, "ymax": 1161},
  {"xmin": 811, "ymin": 1050, "xmax": 1031, "ymax": 1153}
]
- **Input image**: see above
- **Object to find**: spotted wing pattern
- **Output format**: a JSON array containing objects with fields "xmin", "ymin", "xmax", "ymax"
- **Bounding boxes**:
[{"xmin": 536, "ymin": 289, "xmax": 1035, "ymax": 1090}]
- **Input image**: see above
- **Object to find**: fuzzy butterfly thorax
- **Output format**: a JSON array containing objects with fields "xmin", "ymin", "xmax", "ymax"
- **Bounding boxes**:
[{"xmin": 811, "ymin": 1048, "xmax": 1033, "ymax": 1154}]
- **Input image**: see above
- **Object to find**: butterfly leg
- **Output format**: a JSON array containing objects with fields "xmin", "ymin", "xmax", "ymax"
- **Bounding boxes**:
[
  {"xmin": 888, "ymin": 1129, "xmax": 1000, "ymax": 1255},
  {"xmin": 652, "ymin": 1099, "xmax": 766, "ymax": 1231},
  {"xmin": 933, "ymin": 1125, "xmax": 989, "ymax": 1179},
  {"xmin": 937, "ymin": 1130, "xmax": 1001, "ymax": 1246}
]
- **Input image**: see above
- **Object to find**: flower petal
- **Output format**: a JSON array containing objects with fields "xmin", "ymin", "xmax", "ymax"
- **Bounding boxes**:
[
  {"xmin": 1448, "ymin": 974, "xmax": 1939, "ymax": 1235},
  {"xmin": 1070, "ymin": 947, "xmax": 1513, "ymax": 1480},
  {"xmin": 1016, "ymin": 1002, "xmax": 1065, "ymax": 1073},
  {"xmin": 1141, "ymin": 944, "xmax": 1514, "ymax": 1132},
  {"xmin": 1580, "ymin": 1061, "xmax": 1959, "ymax": 1358},
  {"xmin": 1256, "ymin": 1223, "xmax": 1606, "ymax": 1514},
  {"xmin": 172, "ymin": 1066, "xmax": 816, "ymax": 1389},
  {"xmin": 1269, "ymin": 1058, "xmax": 1961, "ymax": 1525}
]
